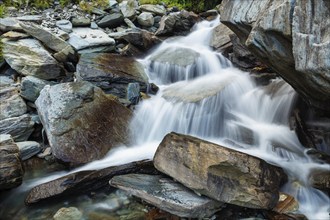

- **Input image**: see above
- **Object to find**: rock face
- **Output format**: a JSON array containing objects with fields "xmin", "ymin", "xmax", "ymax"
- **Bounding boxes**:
[
  {"xmin": 2, "ymin": 38, "xmax": 63, "ymax": 80},
  {"xmin": 110, "ymin": 174, "xmax": 223, "ymax": 218},
  {"xmin": 220, "ymin": 0, "xmax": 330, "ymax": 111},
  {"xmin": 153, "ymin": 132, "xmax": 284, "ymax": 210},
  {"xmin": 76, "ymin": 53, "xmax": 148, "ymax": 99},
  {"xmin": 0, "ymin": 134, "xmax": 24, "ymax": 190},
  {"xmin": 35, "ymin": 81, "xmax": 132, "ymax": 165}
]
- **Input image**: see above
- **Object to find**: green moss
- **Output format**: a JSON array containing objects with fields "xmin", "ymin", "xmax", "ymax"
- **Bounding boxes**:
[
  {"xmin": 138, "ymin": 0, "xmax": 221, "ymax": 12},
  {"xmin": 0, "ymin": 4, "xmax": 7, "ymax": 18}
]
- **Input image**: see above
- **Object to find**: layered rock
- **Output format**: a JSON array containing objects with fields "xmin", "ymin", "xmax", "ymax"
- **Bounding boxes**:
[
  {"xmin": 220, "ymin": 0, "xmax": 330, "ymax": 111},
  {"xmin": 110, "ymin": 174, "xmax": 223, "ymax": 218},
  {"xmin": 20, "ymin": 76, "xmax": 55, "ymax": 102},
  {"xmin": 0, "ymin": 87, "xmax": 27, "ymax": 120},
  {"xmin": 0, "ymin": 114, "xmax": 35, "ymax": 141},
  {"xmin": 35, "ymin": 81, "xmax": 132, "ymax": 165},
  {"xmin": 0, "ymin": 134, "xmax": 24, "ymax": 190},
  {"xmin": 76, "ymin": 53, "xmax": 148, "ymax": 99},
  {"xmin": 154, "ymin": 132, "xmax": 285, "ymax": 209}
]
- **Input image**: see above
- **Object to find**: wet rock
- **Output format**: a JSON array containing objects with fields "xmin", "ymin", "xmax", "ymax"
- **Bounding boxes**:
[
  {"xmin": 120, "ymin": 29, "xmax": 161, "ymax": 51},
  {"xmin": 0, "ymin": 134, "xmax": 24, "ymax": 191},
  {"xmin": 53, "ymin": 207, "xmax": 82, "ymax": 220},
  {"xmin": 35, "ymin": 81, "xmax": 132, "ymax": 165},
  {"xmin": 0, "ymin": 114, "xmax": 35, "ymax": 141},
  {"xmin": 19, "ymin": 22, "xmax": 77, "ymax": 63},
  {"xmin": 220, "ymin": 0, "xmax": 330, "ymax": 111},
  {"xmin": 71, "ymin": 17, "xmax": 91, "ymax": 27},
  {"xmin": 68, "ymin": 28, "xmax": 115, "ymax": 53},
  {"xmin": 210, "ymin": 23, "xmax": 233, "ymax": 53},
  {"xmin": 137, "ymin": 12, "xmax": 154, "ymax": 27},
  {"xmin": 154, "ymin": 132, "xmax": 285, "ymax": 209},
  {"xmin": 0, "ymin": 87, "xmax": 27, "ymax": 120},
  {"xmin": 20, "ymin": 76, "xmax": 55, "ymax": 102},
  {"xmin": 97, "ymin": 13, "xmax": 124, "ymax": 28},
  {"xmin": 0, "ymin": 17, "xmax": 23, "ymax": 32},
  {"xmin": 76, "ymin": 53, "xmax": 148, "ymax": 99},
  {"xmin": 16, "ymin": 141, "xmax": 42, "ymax": 160},
  {"xmin": 127, "ymin": 83, "xmax": 140, "ymax": 105},
  {"xmin": 150, "ymin": 47, "xmax": 200, "ymax": 67},
  {"xmin": 2, "ymin": 38, "xmax": 63, "ymax": 80},
  {"xmin": 309, "ymin": 169, "xmax": 330, "ymax": 192},
  {"xmin": 55, "ymin": 19, "xmax": 73, "ymax": 33},
  {"xmin": 25, "ymin": 160, "xmax": 157, "ymax": 204},
  {"xmin": 110, "ymin": 174, "xmax": 222, "ymax": 218},
  {"xmin": 2, "ymin": 31, "xmax": 30, "ymax": 40},
  {"xmin": 155, "ymin": 10, "xmax": 199, "ymax": 36},
  {"xmin": 273, "ymin": 193, "xmax": 299, "ymax": 214},
  {"xmin": 119, "ymin": 0, "xmax": 138, "ymax": 19},
  {"xmin": 139, "ymin": 4, "xmax": 166, "ymax": 16}
]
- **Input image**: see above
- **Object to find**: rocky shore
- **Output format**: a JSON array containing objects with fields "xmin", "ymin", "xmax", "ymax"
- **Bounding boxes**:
[{"xmin": 0, "ymin": 0, "xmax": 329, "ymax": 219}]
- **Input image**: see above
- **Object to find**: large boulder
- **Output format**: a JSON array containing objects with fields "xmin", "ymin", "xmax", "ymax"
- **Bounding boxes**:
[
  {"xmin": 2, "ymin": 38, "xmax": 63, "ymax": 80},
  {"xmin": 76, "ymin": 53, "xmax": 148, "ymax": 99},
  {"xmin": 210, "ymin": 23, "xmax": 234, "ymax": 53},
  {"xmin": 0, "ymin": 134, "xmax": 24, "ymax": 191},
  {"xmin": 119, "ymin": 29, "xmax": 161, "ymax": 51},
  {"xmin": 35, "ymin": 81, "xmax": 132, "ymax": 165},
  {"xmin": 110, "ymin": 174, "xmax": 223, "ymax": 218},
  {"xmin": 150, "ymin": 47, "xmax": 200, "ymax": 67},
  {"xmin": 220, "ymin": 0, "xmax": 330, "ymax": 111},
  {"xmin": 154, "ymin": 132, "xmax": 285, "ymax": 210}
]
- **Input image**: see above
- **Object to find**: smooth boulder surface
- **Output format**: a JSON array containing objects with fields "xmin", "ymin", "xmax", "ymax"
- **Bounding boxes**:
[
  {"xmin": 110, "ymin": 174, "xmax": 223, "ymax": 218},
  {"xmin": 220, "ymin": 0, "xmax": 330, "ymax": 111},
  {"xmin": 2, "ymin": 38, "xmax": 63, "ymax": 80},
  {"xmin": 154, "ymin": 132, "xmax": 285, "ymax": 209},
  {"xmin": 0, "ymin": 134, "xmax": 24, "ymax": 190},
  {"xmin": 35, "ymin": 81, "xmax": 132, "ymax": 165},
  {"xmin": 76, "ymin": 53, "xmax": 148, "ymax": 98}
]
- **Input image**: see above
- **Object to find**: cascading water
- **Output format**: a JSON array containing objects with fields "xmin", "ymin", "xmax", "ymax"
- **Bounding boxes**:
[{"xmin": 1, "ymin": 17, "xmax": 329, "ymax": 219}]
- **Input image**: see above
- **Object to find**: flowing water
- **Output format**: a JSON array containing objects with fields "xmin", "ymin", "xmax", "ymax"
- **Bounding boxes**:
[{"xmin": 1, "ymin": 18, "xmax": 329, "ymax": 219}]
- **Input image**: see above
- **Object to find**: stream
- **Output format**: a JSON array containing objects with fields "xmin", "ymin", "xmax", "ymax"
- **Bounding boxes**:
[{"xmin": 1, "ymin": 17, "xmax": 329, "ymax": 220}]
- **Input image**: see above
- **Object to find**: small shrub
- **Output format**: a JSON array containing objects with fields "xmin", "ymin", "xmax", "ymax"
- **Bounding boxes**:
[{"xmin": 0, "ymin": 5, "xmax": 7, "ymax": 18}]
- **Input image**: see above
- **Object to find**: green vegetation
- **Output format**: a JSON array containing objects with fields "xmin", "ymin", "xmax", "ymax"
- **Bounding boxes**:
[
  {"xmin": 0, "ymin": 39, "xmax": 3, "ymax": 63},
  {"xmin": 138, "ymin": 0, "xmax": 221, "ymax": 12}
]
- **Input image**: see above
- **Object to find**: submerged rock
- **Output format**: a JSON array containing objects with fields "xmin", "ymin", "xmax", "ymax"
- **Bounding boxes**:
[
  {"xmin": 154, "ymin": 132, "xmax": 285, "ymax": 209},
  {"xmin": 35, "ymin": 81, "xmax": 132, "ymax": 165},
  {"xmin": 2, "ymin": 38, "xmax": 63, "ymax": 80},
  {"xmin": 0, "ymin": 134, "xmax": 24, "ymax": 191},
  {"xmin": 150, "ymin": 47, "xmax": 200, "ymax": 67},
  {"xmin": 110, "ymin": 174, "xmax": 223, "ymax": 218},
  {"xmin": 76, "ymin": 53, "xmax": 148, "ymax": 99}
]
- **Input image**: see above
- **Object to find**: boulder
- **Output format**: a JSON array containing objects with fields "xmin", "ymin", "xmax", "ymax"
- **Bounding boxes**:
[
  {"xmin": 2, "ymin": 38, "xmax": 63, "ymax": 80},
  {"xmin": 20, "ymin": 76, "xmax": 55, "ymax": 102},
  {"xmin": 71, "ymin": 17, "xmax": 91, "ymax": 27},
  {"xmin": 55, "ymin": 20, "xmax": 73, "ymax": 33},
  {"xmin": 210, "ymin": 23, "xmax": 233, "ymax": 52},
  {"xmin": 119, "ymin": 0, "xmax": 138, "ymax": 19},
  {"xmin": 273, "ymin": 193, "xmax": 299, "ymax": 214},
  {"xmin": 309, "ymin": 169, "xmax": 330, "ymax": 192},
  {"xmin": 139, "ymin": 4, "xmax": 166, "ymax": 16},
  {"xmin": 119, "ymin": 29, "xmax": 161, "ymax": 51},
  {"xmin": 68, "ymin": 28, "xmax": 116, "ymax": 53},
  {"xmin": 19, "ymin": 22, "xmax": 77, "ymax": 63},
  {"xmin": 35, "ymin": 81, "xmax": 132, "ymax": 165},
  {"xmin": 0, "ymin": 114, "xmax": 35, "ymax": 141},
  {"xmin": 220, "ymin": 0, "xmax": 330, "ymax": 111},
  {"xmin": 153, "ymin": 132, "xmax": 285, "ymax": 209},
  {"xmin": 150, "ymin": 47, "xmax": 200, "ymax": 67},
  {"xmin": 16, "ymin": 141, "xmax": 42, "ymax": 160},
  {"xmin": 137, "ymin": 12, "xmax": 154, "ymax": 27},
  {"xmin": 53, "ymin": 207, "xmax": 82, "ymax": 220},
  {"xmin": 0, "ymin": 17, "xmax": 23, "ymax": 32},
  {"xmin": 110, "ymin": 174, "xmax": 223, "ymax": 218},
  {"xmin": 155, "ymin": 10, "xmax": 199, "ymax": 36},
  {"xmin": 2, "ymin": 31, "xmax": 30, "ymax": 40},
  {"xmin": 0, "ymin": 134, "xmax": 24, "ymax": 190},
  {"xmin": 76, "ymin": 53, "xmax": 148, "ymax": 99},
  {"xmin": 0, "ymin": 87, "xmax": 27, "ymax": 120},
  {"xmin": 97, "ymin": 13, "xmax": 124, "ymax": 28},
  {"xmin": 25, "ymin": 160, "xmax": 157, "ymax": 204}
]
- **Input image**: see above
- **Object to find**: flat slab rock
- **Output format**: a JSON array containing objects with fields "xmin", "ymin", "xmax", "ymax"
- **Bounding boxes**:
[{"xmin": 110, "ymin": 174, "xmax": 223, "ymax": 218}]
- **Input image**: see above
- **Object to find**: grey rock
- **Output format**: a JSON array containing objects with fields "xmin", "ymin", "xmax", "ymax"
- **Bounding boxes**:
[
  {"xmin": 91, "ymin": 8, "xmax": 107, "ymax": 15},
  {"xmin": 137, "ymin": 12, "xmax": 154, "ymax": 27},
  {"xmin": 35, "ymin": 81, "xmax": 132, "ymax": 165},
  {"xmin": 16, "ymin": 141, "xmax": 41, "ymax": 160},
  {"xmin": 119, "ymin": 0, "xmax": 138, "ymax": 19},
  {"xmin": 97, "ymin": 13, "xmax": 124, "ymax": 28},
  {"xmin": 124, "ymin": 18, "xmax": 136, "ymax": 28},
  {"xmin": 150, "ymin": 47, "xmax": 200, "ymax": 67},
  {"xmin": 0, "ymin": 114, "xmax": 35, "ymax": 141},
  {"xmin": 20, "ymin": 76, "xmax": 55, "ymax": 102},
  {"xmin": 16, "ymin": 15, "xmax": 43, "ymax": 23},
  {"xmin": 0, "ymin": 17, "xmax": 23, "ymax": 32},
  {"xmin": 220, "ymin": 0, "xmax": 330, "ymax": 111},
  {"xmin": 154, "ymin": 132, "xmax": 285, "ymax": 209},
  {"xmin": 90, "ymin": 21, "xmax": 98, "ymax": 29},
  {"xmin": 0, "ymin": 76, "xmax": 14, "ymax": 88},
  {"xmin": 210, "ymin": 23, "xmax": 233, "ymax": 51},
  {"xmin": 76, "ymin": 53, "xmax": 148, "ymax": 99},
  {"xmin": 110, "ymin": 174, "xmax": 223, "ymax": 218},
  {"xmin": 0, "ymin": 87, "xmax": 27, "ymax": 120},
  {"xmin": 0, "ymin": 134, "xmax": 24, "ymax": 191},
  {"xmin": 53, "ymin": 207, "xmax": 82, "ymax": 220},
  {"xmin": 119, "ymin": 29, "xmax": 161, "ymax": 50},
  {"xmin": 2, "ymin": 38, "xmax": 63, "ymax": 80},
  {"xmin": 127, "ymin": 83, "xmax": 140, "ymax": 104},
  {"xmin": 139, "ymin": 4, "xmax": 166, "ymax": 16},
  {"xmin": 71, "ymin": 17, "xmax": 91, "ymax": 27},
  {"xmin": 68, "ymin": 28, "xmax": 115, "ymax": 52},
  {"xmin": 55, "ymin": 19, "xmax": 73, "ymax": 33},
  {"xmin": 19, "ymin": 22, "xmax": 77, "ymax": 63},
  {"xmin": 2, "ymin": 31, "xmax": 30, "ymax": 40}
]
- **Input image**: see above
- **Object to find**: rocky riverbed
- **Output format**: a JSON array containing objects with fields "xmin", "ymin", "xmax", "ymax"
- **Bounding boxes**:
[{"xmin": 0, "ymin": 0, "xmax": 329, "ymax": 219}]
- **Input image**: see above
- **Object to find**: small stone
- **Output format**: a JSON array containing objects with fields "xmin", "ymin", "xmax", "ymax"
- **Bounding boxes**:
[
  {"xmin": 90, "ymin": 22, "xmax": 98, "ymax": 29},
  {"xmin": 56, "ymin": 19, "xmax": 73, "ymax": 33},
  {"xmin": 53, "ymin": 207, "xmax": 82, "ymax": 220},
  {"xmin": 16, "ymin": 141, "xmax": 42, "ymax": 160},
  {"xmin": 71, "ymin": 17, "xmax": 91, "ymax": 27},
  {"xmin": 37, "ymin": 147, "xmax": 52, "ymax": 158},
  {"xmin": 137, "ymin": 12, "xmax": 154, "ymax": 27}
]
